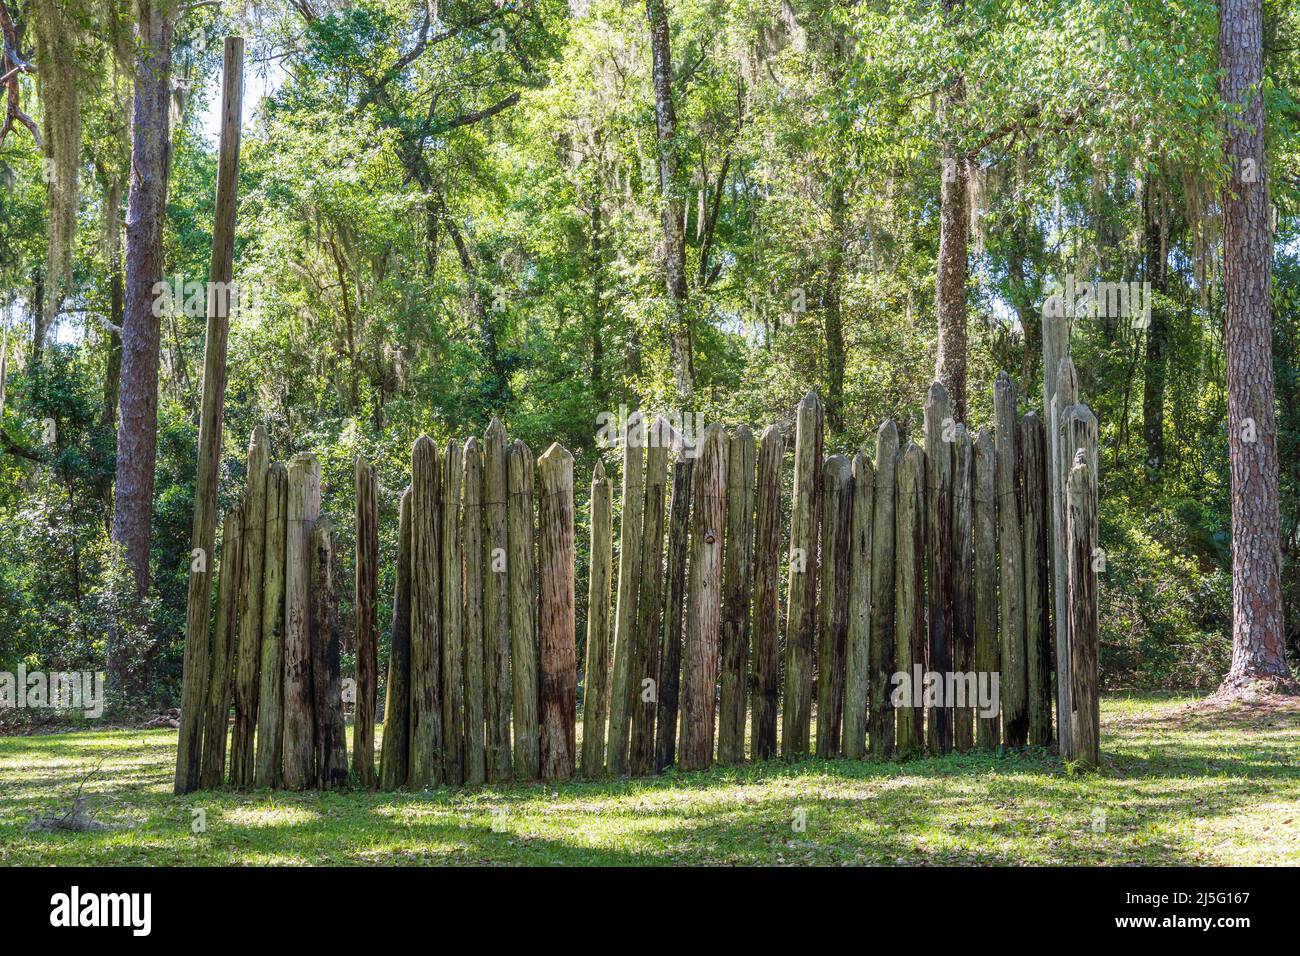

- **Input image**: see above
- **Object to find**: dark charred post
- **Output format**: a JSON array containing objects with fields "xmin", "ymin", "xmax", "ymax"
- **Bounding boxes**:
[
  {"xmin": 231, "ymin": 427, "xmax": 268, "ymax": 787},
  {"xmin": 508, "ymin": 439, "xmax": 541, "ymax": 780},
  {"xmin": 655, "ymin": 456, "xmax": 693, "ymax": 771},
  {"xmin": 951, "ymin": 426, "xmax": 974, "ymax": 751},
  {"xmin": 973, "ymin": 428, "xmax": 1000, "ymax": 748},
  {"xmin": 869, "ymin": 420, "xmax": 899, "ymax": 758},
  {"xmin": 254, "ymin": 462, "xmax": 288, "ymax": 789},
  {"xmin": 894, "ymin": 442, "xmax": 926, "ymax": 757},
  {"xmin": 581, "ymin": 461, "xmax": 614, "ymax": 776},
  {"xmin": 994, "ymin": 372, "xmax": 1027, "ymax": 746},
  {"xmin": 607, "ymin": 421, "xmax": 644, "ymax": 775},
  {"xmin": 1019, "ymin": 414, "xmax": 1052, "ymax": 746},
  {"xmin": 718, "ymin": 425, "xmax": 755, "ymax": 765},
  {"xmin": 631, "ymin": 426, "xmax": 670, "ymax": 774},
  {"xmin": 378, "ymin": 488, "xmax": 413, "ymax": 790},
  {"xmin": 310, "ymin": 516, "xmax": 348, "ymax": 788},
  {"xmin": 842, "ymin": 450, "xmax": 874, "ymax": 759},
  {"xmin": 408, "ymin": 436, "xmax": 443, "ymax": 788},
  {"xmin": 537, "ymin": 443, "xmax": 577, "ymax": 780},
  {"xmin": 678, "ymin": 424, "xmax": 727, "ymax": 771},
  {"xmin": 353, "ymin": 456, "xmax": 379, "ymax": 787},
  {"xmin": 441, "ymin": 440, "xmax": 465, "ymax": 786},
  {"xmin": 923, "ymin": 382, "xmax": 954, "ymax": 753},
  {"xmin": 200, "ymin": 508, "xmax": 243, "ymax": 789},
  {"xmin": 749, "ymin": 427, "xmax": 784, "ymax": 761},
  {"xmin": 783, "ymin": 392, "xmax": 823, "ymax": 757},
  {"xmin": 483, "ymin": 418, "xmax": 512, "ymax": 782},
  {"xmin": 1066, "ymin": 450, "xmax": 1100, "ymax": 768},
  {"xmin": 816, "ymin": 455, "xmax": 852, "ymax": 758},
  {"xmin": 463, "ymin": 438, "xmax": 486, "ymax": 785},
  {"xmin": 283, "ymin": 454, "xmax": 321, "ymax": 790}
]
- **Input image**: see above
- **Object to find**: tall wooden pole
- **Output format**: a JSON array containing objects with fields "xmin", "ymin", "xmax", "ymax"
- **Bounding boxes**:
[
  {"xmin": 538, "ymin": 443, "xmax": 577, "ymax": 780},
  {"xmin": 253, "ymin": 462, "xmax": 288, "ymax": 788},
  {"xmin": 409, "ymin": 435, "xmax": 443, "ymax": 788},
  {"xmin": 718, "ymin": 425, "xmax": 755, "ymax": 765},
  {"xmin": 630, "ymin": 428, "xmax": 669, "ymax": 774},
  {"xmin": 441, "ymin": 440, "xmax": 465, "ymax": 786},
  {"xmin": 607, "ymin": 422, "xmax": 644, "ymax": 774},
  {"xmin": 311, "ymin": 516, "xmax": 348, "ymax": 788},
  {"xmin": 483, "ymin": 418, "xmax": 512, "ymax": 782},
  {"xmin": 199, "ymin": 507, "xmax": 242, "ymax": 789},
  {"xmin": 1020, "ymin": 413, "xmax": 1052, "ymax": 746},
  {"xmin": 463, "ymin": 438, "xmax": 486, "ymax": 785},
  {"xmin": 282, "ymin": 453, "xmax": 320, "ymax": 790},
  {"xmin": 869, "ymin": 420, "xmax": 898, "ymax": 758},
  {"xmin": 973, "ymin": 428, "xmax": 1000, "ymax": 748},
  {"xmin": 508, "ymin": 439, "xmax": 540, "ymax": 780},
  {"xmin": 581, "ymin": 461, "xmax": 614, "ymax": 776},
  {"xmin": 842, "ymin": 450, "xmax": 874, "ymax": 759},
  {"xmin": 749, "ymin": 427, "xmax": 784, "ymax": 761},
  {"xmin": 816, "ymin": 455, "xmax": 852, "ymax": 758},
  {"xmin": 951, "ymin": 425, "xmax": 974, "ymax": 751},
  {"xmin": 923, "ymin": 382, "xmax": 954, "ymax": 753},
  {"xmin": 175, "ymin": 36, "xmax": 243, "ymax": 795},
  {"xmin": 894, "ymin": 442, "xmax": 926, "ymax": 757},
  {"xmin": 654, "ymin": 456, "xmax": 693, "ymax": 771},
  {"xmin": 1066, "ymin": 450, "xmax": 1100, "ymax": 767},
  {"xmin": 783, "ymin": 392, "xmax": 823, "ymax": 757},
  {"xmin": 353, "ymin": 456, "xmax": 379, "ymax": 787},
  {"xmin": 994, "ymin": 372, "xmax": 1027, "ymax": 746},
  {"xmin": 231, "ymin": 426, "xmax": 269, "ymax": 787},
  {"xmin": 378, "ymin": 488, "xmax": 413, "ymax": 790},
  {"xmin": 1052, "ymin": 357, "xmax": 1079, "ymax": 757}
]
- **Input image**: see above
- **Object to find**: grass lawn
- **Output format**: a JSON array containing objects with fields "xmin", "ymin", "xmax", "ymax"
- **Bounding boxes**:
[{"xmin": 2, "ymin": 692, "xmax": 1297, "ymax": 866}]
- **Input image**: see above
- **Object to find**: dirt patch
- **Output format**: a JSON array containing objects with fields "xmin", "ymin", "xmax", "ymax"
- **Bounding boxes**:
[{"xmin": 1108, "ymin": 693, "xmax": 1300, "ymax": 735}]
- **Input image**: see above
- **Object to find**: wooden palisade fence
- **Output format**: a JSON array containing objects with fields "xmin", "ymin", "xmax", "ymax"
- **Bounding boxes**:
[{"xmin": 176, "ymin": 310, "xmax": 1102, "ymax": 790}]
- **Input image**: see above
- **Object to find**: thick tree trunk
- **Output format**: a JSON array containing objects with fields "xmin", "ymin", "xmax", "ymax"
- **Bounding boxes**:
[
  {"xmin": 749, "ymin": 428, "xmax": 783, "ymax": 761},
  {"xmin": 935, "ymin": 0, "xmax": 970, "ymax": 423},
  {"xmin": 1141, "ymin": 177, "xmax": 1167, "ymax": 478},
  {"xmin": 1218, "ymin": 0, "xmax": 1292, "ymax": 693},
  {"xmin": 310, "ymin": 516, "xmax": 348, "ymax": 788}
]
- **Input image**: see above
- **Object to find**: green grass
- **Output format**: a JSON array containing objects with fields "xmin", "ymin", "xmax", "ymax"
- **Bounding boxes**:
[{"xmin": 2, "ymin": 693, "xmax": 1297, "ymax": 865}]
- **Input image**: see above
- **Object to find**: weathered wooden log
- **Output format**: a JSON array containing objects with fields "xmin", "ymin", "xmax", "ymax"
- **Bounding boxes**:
[
  {"xmin": 283, "ymin": 453, "xmax": 320, "ymax": 790},
  {"xmin": 581, "ymin": 461, "xmax": 614, "ymax": 776},
  {"xmin": 951, "ymin": 425, "xmax": 974, "ymax": 751},
  {"xmin": 749, "ymin": 426, "xmax": 784, "ymax": 761},
  {"xmin": 537, "ymin": 443, "xmax": 577, "ymax": 780},
  {"xmin": 923, "ymin": 382, "xmax": 954, "ymax": 753},
  {"xmin": 508, "ymin": 439, "xmax": 541, "ymax": 780},
  {"xmin": 606, "ymin": 420, "xmax": 644, "ymax": 775},
  {"xmin": 869, "ymin": 420, "xmax": 899, "ymax": 758},
  {"xmin": 483, "ymin": 417, "xmax": 512, "ymax": 782},
  {"xmin": 1062, "ymin": 403, "xmax": 1098, "ymax": 759},
  {"xmin": 1051, "ymin": 356, "xmax": 1078, "ymax": 757},
  {"xmin": 352, "ymin": 456, "xmax": 379, "ymax": 787},
  {"xmin": 894, "ymin": 443, "xmax": 926, "ymax": 757},
  {"xmin": 654, "ymin": 455, "xmax": 693, "ymax": 771},
  {"xmin": 718, "ymin": 425, "xmax": 755, "ymax": 765},
  {"xmin": 630, "ymin": 427, "xmax": 670, "ymax": 774},
  {"xmin": 1066, "ymin": 449, "xmax": 1099, "ymax": 768},
  {"xmin": 254, "ymin": 462, "xmax": 288, "ymax": 788},
  {"xmin": 842, "ymin": 450, "xmax": 874, "ymax": 759},
  {"xmin": 175, "ymin": 38, "xmax": 243, "ymax": 796},
  {"xmin": 408, "ymin": 435, "xmax": 443, "ymax": 788},
  {"xmin": 230, "ymin": 427, "xmax": 269, "ymax": 787},
  {"xmin": 783, "ymin": 391, "xmax": 823, "ymax": 757},
  {"xmin": 1020, "ymin": 413, "xmax": 1052, "ymax": 747},
  {"xmin": 310, "ymin": 516, "xmax": 348, "ymax": 788},
  {"xmin": 378, "ymin": 487, "xmax": 413, "ymax": 790},
  {"xmin": 816, "ymin": 454, "xmax": 852, "ymax": 758},
  {"xmin": 973, "ymin": 428, "xmax": 1000, "ymax": 748},
  {"xmin": 678, "ymin": 423, "xmax": 727, "ymax": 771},
  {"xmin": 441, "ymin": 440, "xmax": 465, "ymax": 786},
  {"xmin": 994, "ymin": 372, "xmax": 1027, "ymax": 746},
  {"xmin": 200, "ymin": 508, "xmax": 243, "ymax": 789},
  {"xmin": 463, "ymin": 438, "xmax": 486, "ymax": 785}
]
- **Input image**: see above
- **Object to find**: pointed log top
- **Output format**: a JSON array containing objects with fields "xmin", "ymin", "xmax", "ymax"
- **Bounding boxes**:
[
  {"xmin": 974, "ymin": 425, "xmax": 994, "ymax": 449},
  {"xmin": 760, "ymin": 422, "xmax": 783, "ymax": 444},
  {"xmin": 996, "ymin": 370, "xmax": 1011, "ymax": 384},
  {"xmin": 486, "ymin": 416, "xmax": 506, "ymax": 440},
  {"xmin": 852, "ymin": 448, "xmax": 874, "ymax": 475},
  {"xmin": 354, "ymin": 452, "xmax": 370, "ymax": 471},
  {"xmin": 399, "ymin": 484, "xmax": 412, "ymax": 506},
  {"xmin": 445, "ymin": 437, "xmax": 461, "ymax": 455},
  {"xmin": 877, "ymin": 417, "xmax": 898, "ymax": 442},
  {"xmin": 268, "ymin": 460, "xmax": 287, "ymax": 477},
  {"xmin": 539, "ymin": 441, "xmax": 572, "ymax": 465},
  {"xmin": 732, "ymin": 423, "xmax": 754, "ymax": 442},
  {"xmin": 288, "ymin": 451, "xmax": 318, "ymax": 474},
  {"xmin": 926, "ymin": 380, "xmax": 951, "ymax": 405},
  {"xmin": 593, "ymin": 459, "xmax": 607, "ymax": 482},
  {"xmin": 510, "ymin": 437, "xmax": 532, "ymax": 457},
  {"xmin": 1022, "ymin": 410, "xmax": 1040, "ymax": 426},
  {"xmin": 313, "ymin": 514, "xmax": 335, "ymax": 537},
  {"xmin": 249, "ymin": 423, "xmax": 269, "ymax": 450},
  {"xmin": 413, "ymin": 433, "xmax": 434, "ymax": 454},
  {"xmin": 799, "ymin": 390, "xmax": 822, "ymax": 411},
  {"xmin": 464, "ymin": 435, "xmax": 481, "ymax": 455},
  {"xmin": 823, "ymin": 454, "xmax": 851, "ymax": 481},
  {"xmin": 1056, "ymin": 357, "xmax": 1078, "ymax": 399}
]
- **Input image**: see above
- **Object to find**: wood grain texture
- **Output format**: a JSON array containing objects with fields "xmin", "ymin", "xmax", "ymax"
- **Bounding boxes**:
[
  {"xmin": 231, "ymin": 427, "xmax": 269, "ymax": 787},
  {"xmin": 630, "ymin": 428, "xmax": 669, "ymax": 774},
  {"xmin": 718, "ymin": 425, "xmax": 755, "ymax": 764},
  {"xmin": 352, "ymin": 456, "xmax": 379, "ymax": 786},
  {"xmin": 973, "ymin": 428, "xmax": 1000, "ymax": 749},
  {"xmin": 816, "ymin": 454, "xmax": 852, "ymax": 758},
  {"xmin": 783, "ymin": 391, "xmax": 823, "ymax": 757},
  {"xmin": 409, "ymin": 436, "xmax": 443, "ymax": 788},
  {"xmin": 581, "ymin": 461, "xmax": 613, "ymax": 776},
  {"xmin": 463, "ymin": 438, "xmax": 486, "ymax": 785},
  {"xmin": 951, "ymin": 425, "xmax": 974, "ymax": 751},
  {"xmin": 310, "ymin": 516, "xmax": 348, "ymax": 788},
  {"xmin": 441, "ymin": 440, "xmax": 465, "ymax": 786},
  {"xmin": 1067, "ymin": 450, "xmax": 1099, "ymax": 767},
  {"xmin": 254, "ymin": 462, "xmax": 288, "ymax": 788},
  {"xmin": 537, "ymin": 443, "xmax": 577, "ymax": 780},
  {"xmin": 994, "ymin": 372, "xmax": 1027, "ymax": 746},
  {"xmin": 869, "ymin": 420, "xmax": 898, "ymax": 758},
  {"xmin": 483, "ymin": 418, "xmax": 512, "ymax": 782},
  {"xmin": 606, "ymin": 425, "xmax": 644, "ymax": 774},
  {"xmin": 894, "ymin": 442, "xmax": 925, "ymax": 757},
  {"xmin": 508, "ymin": 439, "xmax": 540, "ymax": 780},
  {"xmin": 655, "ymin": 456, "xmax": 693, "ymax": 771},
  {"xmin": 200, "ymin": 508, "xmax": 242, "ymax": 789},
  {"xmin": 378, "ymin": 487, "xmax": 413, "ymax": 790},
  {"xmin": 1051, "ymin": 356, "xmax": 1078, "ymax": 757},
  {"xmin": 842, "ymin": 450, "xmax": 874, "ymax": 759},
  {"xmin": 283, "ymin": 454, "xmax": 320, "ymax": 790},
  {"xmin": 749, "ymin": 427, "xmax": 784, "ymax": 761},
  {"xmin": 1020, "ymin": 413, "xmax": 1052, "ymax": 747},
  {"xmin": 923, "ymin": 382, "xmax": 954, "ymax": 753}
]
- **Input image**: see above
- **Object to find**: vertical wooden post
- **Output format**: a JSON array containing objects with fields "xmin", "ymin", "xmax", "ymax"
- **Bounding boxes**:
[
  {"xmin": 783, "ymin": 391, "xmax": 823, "ymax": 757},
  {"xmin": 718, "ymin": 425, "xmax": 755, "ymax": 765},
  {"xmin": 537, "ymin": 443, "xmax": 577, "ymax": 780},
  {"xmin": 816, "ymin": 455, "xmax": 852, "ymax": 758},
  {"xmin": 378, "ymin": 488, "xmax": 413, "ymax": 790},
  {"xmin": 678, "ymin": 423, "xmax": 727, "ymax": 771},
  {"xmin": 749, "ymin": 427, "xmax": 784, "ymax": 761},
  {"xmin": 230, "ymin": 427, "xmax": 268, "ymax": 787},
  {"xmin": 1066, "ymin": 450, "xmax": 1100, "ymax": 768},
  {"xmin": 175, "ymin": 36, "xmax": 243, "ymax": 796},
  {"xmin": 254, "ymin": 462, "xmax": 288, "ymax": 788},
  {"xmin": 200, "ymin": 508, "xmax": 242, "ymax": 789},
  {"xmin": 973, "ymin": 428, "xmax": 1000, "ymax": 748},
  {"xmin": 994, "ymin": 372, "xmax": 1027, "ymax": 746},
  {"xmin": 869, "ymin": 420, "xmax": 899, "ymax": 758},
  {"xmin": 631, "ymin": 426, "xmax": 670, "ymax": 774},
  {"xmin": 508, "ymin": 439, "xmax": 541, "ymax": 780},
  {"xmin": 951, "ymin": 426, "xmax": 974, "ymax": 751},
  {"xmin": 283, "ymin": 453, "xmax": 320, "ymax": 790},
  {"xmin": 843, "ymin": 450, "xmax": 875, "ymax": 759},
  {"xmin": 1062, "ymin": 403, "xmax": 1098, "ymax": 758},
  {"xmin": 408, "ymin": 435, "xmax": 443, "ymax": 788},
  {"xmin": 654, "ymin": 455, "xmax": 693, "ymax": 771},
  {"xmin": 923, "ymin": 382, "xmax": 954, "ymax": 753},
  {"xmin": 483, "ymin": 418, "xmax": 512, "ymax": 782},
  {"xmin": 441, "ymin": 440, "xmax": 465, "ymax": 786},
  {"xmin": 310, "ymin": 516, "xmax": 347, "ymax": 788},
  {"xmin": 463, "ymin": 438, "xmax": 486, "ymax": 785},
  {"xmin": 894, "ymin": 442, "xmax": 926, "ymax": 756},
  {"xmin": 352, "ymin": 456, "xmax": 379, "ymax": 787},
  {"xmin": 1020, "ymin": 413, "xmax": 1052, "ymax": 746},
  {"xmin": 581, "ymin": 461, "xmax": 614, "ymax": 776},
  {"xmin": 607, "ymin": 421, "xmax": 644, "ymax": 774},
  {"xmin": 1051, "ymin": 356, "xmax": 1078, "ymax": 757}
]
